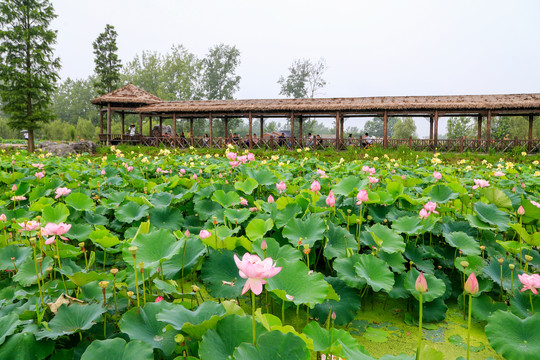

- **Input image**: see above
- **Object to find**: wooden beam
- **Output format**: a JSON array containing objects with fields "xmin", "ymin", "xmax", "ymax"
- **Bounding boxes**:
[
  {"xmin": 107, "ymin": 103, "xmax": 112, "ymax": 145},
  {"xmin": 248, "ymin": 112, "xmax": 253, "ymax": 149},
  {"xmin": 173, "ymin": 113, "xmax": 177, "ymax": 136},
  {"xmin": 434, "ymin": 110, "xmax": 439, "ymax": 150},
  {"xmin": 486, "ymin": 110, "xmax": 492, "ymax": 152},
  {"xmin": 290, "ymin": 112, "xmax": 295, "ymax": 147},
  {"xmin": 336, "ymin": 111, "xmax": 341, "ymax": 150},
  {"xmin": 209, "ymin": 114, "xmax": 213, "ymax": 148},
  {"xmin": 529, "ymin": 115, "xmax": 534, "ymax": 152},
  {"xmin": 190, "ymin": 118, "xmax": 194, "ymax": 146},
  {"xmin": 383, "ymin": 110, "xmax": 388, "ymax": 148}
]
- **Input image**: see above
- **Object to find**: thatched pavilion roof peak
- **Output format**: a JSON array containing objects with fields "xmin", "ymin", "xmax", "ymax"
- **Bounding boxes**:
[{"xmin": 91, "ymin": 83, "xmax": 162, "ymax": 106}]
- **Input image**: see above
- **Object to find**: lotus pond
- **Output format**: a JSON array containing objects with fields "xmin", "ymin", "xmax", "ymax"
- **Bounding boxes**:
[{"xmin": 0, "ymin": 146, "xmax": 539, "ymax": 360}]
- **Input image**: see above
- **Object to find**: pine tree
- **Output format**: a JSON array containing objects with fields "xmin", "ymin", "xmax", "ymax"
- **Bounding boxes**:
[
  {"xmin": 93, "ymin": 24, "xmax": 122, "ymax": 95},
  {"xmin": 0, "ymin": 0, "xmax": 61, "ymax": 152}
]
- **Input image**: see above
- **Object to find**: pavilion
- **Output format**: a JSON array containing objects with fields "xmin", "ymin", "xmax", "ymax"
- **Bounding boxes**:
[{"xmin": 92, "ymin": 84, "xmax": 540, "ymax": 152}]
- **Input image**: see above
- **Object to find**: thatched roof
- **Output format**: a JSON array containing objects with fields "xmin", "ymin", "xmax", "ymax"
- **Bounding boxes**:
[
  {"xmin": 136, "ymin": 93, "xmax": 540, "ymax": 114},
  {"xmin": 92, "ymin": 84, "xmax": 162, "ymax": 106}
]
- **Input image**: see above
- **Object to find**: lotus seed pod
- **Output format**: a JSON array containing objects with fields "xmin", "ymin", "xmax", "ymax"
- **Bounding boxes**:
[
  {"xmin": 525, "ymin": 255, "xmax": 533, "ymax": 262},
  {"xmin": 127, "ymin": 291, "xmax": 134, "ymax": 297},
  {"xmin": 128, "ymin": 246, "xmax": 138, "ymax": 256},
  {"xmin": 480, "ymin": 245, "xmax": 486, "ymax": 251},
  {"xmin": 110, "ymin": 268, "xmax": 119, "ymax": 275},
  {"xmin": 99, "ymin": 281, "xmax": 109, "ymax": 289},
  {"xmin": 192, "ymin": 285, "xmax": 200, "ymax": 292},
  {"xmin": 78, "ymin": 242, "xmax": 85, "ymax": 248},
  {"xmin": 498, "ymin": 258, "xmax": 504, "ymax": 265},
  {"xmin": 509, "ymin": 264, "xmax": 515, "ymax": 270},
  {"xmin": 139, "ymin": 262, "xmax": 145, "ymax": 271},
  {"xmin": 460, "ymin": 261, "xmax": 469, "ymax": 268}
]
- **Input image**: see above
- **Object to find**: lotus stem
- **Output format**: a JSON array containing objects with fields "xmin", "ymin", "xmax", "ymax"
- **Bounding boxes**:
[
  {"xmin": 251, "ymin": 291, "xmax": 256, "ymax": 345},
  {"xmin": 282, "ymin": 298, "xmax": 285, "ymax": 324},
  {"xmin": 181, "ymin": 240, "xmax": 187, "ymax": 293},
  {"xmin": 140, "ymin": 262, "xmax": 147, "ymax": 305},
  {"xmin": 466, "ymin": 294, "xmax": 472, "ymax": 360},
  {"xmin": 530, "ymin": 293, "xmax": 534, "ymax": 314},
  {"xmin": 416, "ymin": 292, "xmax": 423, "ymax": 360},
  {"xmin": 33, "ymin": 246, "xmax": 44, "ymax": 306},
  {"xmin": 132, "ymin": 256, "xmax": 140, "ymax": 309}
]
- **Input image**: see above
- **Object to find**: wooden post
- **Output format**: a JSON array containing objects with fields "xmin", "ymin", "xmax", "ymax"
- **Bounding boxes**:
[
  {"xmin": 138, "ymin": 113, "xmax": 143, "ymax": 140},
  {"xmin": 224, "ymin": 118, "xmax": 229, "ymax": 142},
  {"xmin": 477, "ymin": 115, "xmax": 482, "ymax": 147},
  {"xmin": 260, "ymin": 117, "xmax": 264, "ymax": 138},
  {"xmin": 340, "ymin": 116, "xmax": 344, "ymax": 142},
  {"xmin": 248, "ymin": 112, "xmax": 253, "ymax": 149},
  {"xmin": 429, "ymin": 116, "xmax": 434, "ymax": 140},
  {"xmin": 460, "ymin": 136, "xmax": 464, "ymax": 152},
  {"xmin": 173, "ymin": 113, "xmax": 177, "ymax": 136},
  {"xmin": 529, "ymin": 115, "xmax": 534, "ymax": 152},
  {"xmin": 190, "ymin": 118, "xmax": 194, "ymax": 146},
  {"xmin": 107, "ymin": 103, "xmax": 112, "ymax": 145},
  {"xmin": 486, "ymin": 110, "xmax": 492, "ymax": 152},
  {"xmin": 336, "ymin": 112, "xmax": 341, "ymax": 150},
  {"xmin": 383, "ymin": 111, "xmax": 388, "ymax": 148},
  {"xmin": 409, "ymin": 136, "xmax": 412, "ymax": 148},
  {"xmin": 121, "ymin": 111, "xmax": 125, "ymax": 138},
  {"xmin": 99, "ymin": 107, "xmax": 104, "ymax": 135},
  {"xmin": 298, "ymin": 116, "xmax": 303, "ymax": 146},
  {"xmin": 433, "ymin": 111, "xmax": 439, "ymax": 150},
  {"xmin": 209, "ymin": 114, "xmax": 213, "ymax": 148},
  {"xmin": 149, "ymin": 117, "xmax": 153, "ymax": 136},
  {"xmin": 290, "ymin": 112, "xmax": 295, "ymax": 148},
  {"xmin": 159, "ymin": 117, "xmax": 163, "ymax": 137}
]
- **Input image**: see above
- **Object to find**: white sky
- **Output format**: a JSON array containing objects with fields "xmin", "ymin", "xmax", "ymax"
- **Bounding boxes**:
[{"xmin": 50, "ymin": 0, "xmax": 540, "ymax": 136}]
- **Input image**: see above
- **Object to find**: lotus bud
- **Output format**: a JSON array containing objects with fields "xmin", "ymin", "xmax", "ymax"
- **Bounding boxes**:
[
  {"xmin": 517, "ymin": 205, "xmax": 525, "ymax": 216},
  {"xmin": 480, "ymin": 245, "xmax": 486, "ymax": 251},
  {"xmin": 192, "ymin": 285, "xmax": 200, "ymax": 292},
  {"xmin": 79, "ymin": 242, "xmax": 85, "ymax": 248},
  {"xmin": 331, "ymin": 312, "xmax": 337, "ymax": 320},
  {"xmin": 128, "ymin": 246, "xmax": 138, "ymax": 257},
  {"xmin": 99, "ymin": 281, "xmax": 109, "ymax": 289},
  {"xmin": 139, "ymin": 262, "xmax": 145, "ymax": 272},
  {"xmin": 36, "ymin": 257, "xmax": 43, "ymax": 264},
  {"xmin": 464, "ymin": 272, "xmax": 479, "ymax": 295},
  {"xmin": 212, "ymin": 216, "xmax": 218, "ymax": 225},
  {"xmin": 261, "ymin": 239, "xmax": 268, "ymax": 251},
  {"xmin": 460, "ymin": 261, "xmax": 469, "ymax": 268},
  {"xmin": 110, "ymin": 268, "xmax": 118, "ymax": 276},
  {"xmin": 347, "ymin": 209, "xmax": 351, "ymax": 214},
  {"xmin": 498, "ymin": 258, "xmax": 504, "ymax": 265},
  {"xmin": 415, "ymin": 272, "xmax": 428, "ymax": 293},
  {"xmin": 127, "ymin": 291, "xmax": 134, "ymax": 298},
  {"xmin": 184, "ymin": 229, "xmax": 190, "ymax": 237},
  {"xmin": 508, "ymin": 264, "xmax": 515, "ymax": 270}
]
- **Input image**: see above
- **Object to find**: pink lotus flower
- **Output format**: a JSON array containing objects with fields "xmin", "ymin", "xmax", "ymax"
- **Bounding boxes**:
[
  {"xmin": 518, "ymin": 273, "xmax": 540, "ymax": 295},
  {"xmin": 401, "ymin": 174, "xmax": 406, "ymax": 180},
  {"xmin": 356, "ymin": 189, "xmax": 368, "ymax": 205},
  {"xmin": 419, "ymin": 208, "xmax": 430, "ymax": 219},
  {"xmin": 192, "ymin": 174, "xmax": 198, "ymax": 180},
  {"xmin": 368, "ymin": 176, "xmax": 379, "ymax": 184},
  {"xmin": 240, "ymin": 197, "xmax": 248, "ymax": 206},
  {"xmin": 267, "ymin": 195, "xmax": 275, "ymax": 203},
  {"xmin": 230, "ymin": 161, "xmax": 240, "ymax": 168},
  {"xmin": 362, "ymin": 166, "xmax": 370, "ymax": 173},
  {"xmin": 261, "ymin": 240, "xmax": 268, "ymax": 250},
  {"xmin": 464, "ymin": 272, "xmax": 479, "ymax": 295},
  {"xmin": 11, "ymin": 184, "xmax": 17, "ymax": 192},
  {"xmin": 55, "ymin": 187, "xmax": 71, "ymax": 199},
  {"xmin": 227, "ymin": 152, "xmax": 237, "ymax": 161},
  {"xmin": 321, "ymin": 355, "xmax": 344, "ymax": 360},
  {"xmin": 184, "ymin": 230, "xmax": 190, "ymax": 237},
  {"xmin": 199, "ymin": 230, "xmax": 211, "ymax": 239},
  {"xmin": 233, "ymin": 253, "xmax": 282, "ymax": 295},
  {"xmin": 180, "ymin": 168, "xmax": 186, "ymax": 174},
  {"xmin": 44, "ymin": 236, "xmax": 56, "ymax": 245},
  {"xmin": 199, "ymin": 169, "xmax": 202, "ymax": 174},
  {"xmin": 311, "ymin": 180, "xmax": 321, "ymax": 192},
  {"xmin": 35, "ymin": 171, "xmax": 45, "ymax": 179},
  {"xmin": 415, "ymin": 272, "xmax": 428, "ymax": 293},
  {"xmin": 42, "ymin": 222, "xmax": 71, "ymax": 237},
  {"xmin": 0, "ymin": 214, "xmax": 6, "ymax": 222},
  {"xmin": 18, "ymin": 220, "xmax": 40, "ymax": 232},
  {"xmin": 155, "ymin": 296, "xmax": 164, "ymax": 302},
  {"xmin": 531, "ymin": 200, "xmax": 540, "ymax": 209},
  {"xmin": 317, "ymin": 169, "xmax": 327, "ymax": 177},
  {"xmin": 433, "ymin": 171, "xmax": 442, "ymax": 180},
  {"xmin": 126, "ymin": 166, "xmax": 133, "ymax": 172},
  {"xmin": 369, "ymin": 168, "xmax": 376, "ymax": 175},
  {"xmin": 249, "ymin": 207, "xmax": 258, "ymax": 212},
  {"xmin": 493, "ymin": 171, "xmax": 505, "ymax": 177},
  {"xmin": 247, "ymin": 153, "xmax": 255, "ymax": 161},
  {"xmin": 326, "ymin": 190, "xmax": 336, "ymax": 207},
  {"xmin": 276, "ymin": 181, "xmax": 287, "ymax": 193},
  {"xmin": 518, "ymin": 205, "xmax": 525, "ymax": 216},
  {"xmin": 32, "ymin": 163, "xmax": 44, "ymax": 169},
  {"xmin": 472, "ymin": 179, "xmax": 490, "ymax": 190},
  {"xmin": 424, "ymin": 201, "xmax": 439, "ymax": 214},
  {"xmin": 238, "ymin": 155, "xmax": 248, "ymax": 164},
  {"xmin": 156, "ymin": 167, "xmax": 163, "ymax": 174},
  {"xmin": 11, "ymin": 195, "xmax": 26, "ymax": 202}
]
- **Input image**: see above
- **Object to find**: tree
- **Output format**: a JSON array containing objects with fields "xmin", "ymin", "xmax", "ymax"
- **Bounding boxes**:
[
  {"xmin": 363, "ymin": 117, "xmax": 397, "ymax": 138},
  {"xmin": 392, "ymin": 117, "xmax": 417, "ymax": 139},
  {"xmin": 446, "ymin": 117, "xmax": 473, "ymax": 139},
  {"xmin": 278, "ymin": 58, "xmax": 327, "ymax": 99},
  {"xmin": 0, "ymin": 0, "xmax": 60, "ymax": 152},
  {"xmin": 52, "ymin": 77, "xmax": 98, "ymax": 124},
  {"xmin": 200, "ymin": 44, "xmax": 241, "ymax": 100},
  {"xmin": 93, "ymin": 24, "xmax": 122, "ymax": 95}
]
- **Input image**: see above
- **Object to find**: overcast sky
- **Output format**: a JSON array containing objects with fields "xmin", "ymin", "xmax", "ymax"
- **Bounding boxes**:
[{"xmin": 50, "ymin": 0, "xmax": 540, "ymax": 136}]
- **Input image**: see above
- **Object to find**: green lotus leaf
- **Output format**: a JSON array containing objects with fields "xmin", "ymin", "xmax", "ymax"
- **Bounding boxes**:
[
  {"xmin": 123, "ymin": 229, "xmax": 182, "ymax": 272},
  {"xmin": 233, "ymin": 330, "xmax": 310, "ymax": 360},
  {"xmin": 148, "ymin": 192, "xmax": 172, "ymax": 207},
  {"xmin": 199, "ymin": 314, "xmax": 267, "ymax": 360},
  {"xmin": 0, "ymin": 245, "xmax": 33, "ymax": 271},
  {"xmin": 148, "ymin": 206, "xmax": 183, "ymax": 231},
  {"xmin": 510, "ymin": 291, "xmax": 540, "ymax": 319},
  {"xmin": 474, "ymin": 202, "xmax": 510, "ymax": 231},
  {"xmin": 65, "ymin": 223, "xmax": 93, "ymax": 241},
  {"xmin": 404, "ymin": 268, "xmax": 446, "ymax": 302},
  {"xmin": 354, "ymin": 254, "xmax": 394, "ymax": 292},
  {"xmin": 481, "ymin": 259, "xmax": 521, "ymax": 292},
  {"xmin": 274, "ymin": 203, "xmax": 302, "ymax": 228},
  {"xmin": 483, "ymin": 187, "xmax": 513, "ymax": 209},
  {"xmin": 454, "ymin": 255, "xmax": 485, "ymax": 276},
  {"xmin": 416, "ymin": 344, "xmax": 444, "ymax": 360},
  {"xmin": 427, "ymin": 184, "xmax": 459, "ymax": 203},
  {"xmin": 324, "ymin": 222, "xmax": 357, "ymax": 260},
  {"xmin": 303, "ymin": 322, "xmax": 371, "ymax": 359},
  {"xmin": 212, "ymin": 190, "xmax": 241, "ymax": 208},
  {"xmin": 411, "ymin": 297, "xmax": 448, "ymax": 323},
  {"xmin": 404, "ymin": 243, "xmax": 435, "ymax": 274},
  {"xmin": 0, "ymin": 333, "xmax": 54, "ymax": 360},
  {"xmin": 334, "ymin": 254, "xmax": 367, "ymax": 289},
  {"xmin": 224, "ymin": 208, "xmax": 251, "ymax": 224},
  {"xmin": 28, "ymin": 197, "xmax": 55, "ymax": 212},
  {"xmin": 83, "ymin": 212, "xmax": 108, "ymax": 226},
  {"xmin": 13, "ymin": 257, "xmax": 53, "ymax": 286},
  {"xmin": 465, "ymin": 214, "xmax": 495, "ymax": 230},
  {"xmin": 242, "ymin": 168, "xmax": 278, "ymax": 186},
  {"xmin": 0, "ymin": 313, "xmax": 21, "ymax": 345},
  {"xmin": 36, "ymin": 303, "xmax": 105, "ymax": 339},
  {"xmin": 443, "ymin": 231, "xmax": 480, "ymax": 256},
  {"xmin": 486, "ymin": 310, "xmax": 540, "ymax": 360},
  {"xmin": 386, "ymin": 181, "xmax": 404, "ymax": 197},
  {"xmin": 246, "ymin": 218, "xmax": 274, "ymax": 241},
  {"xmin": 468, "ymin": 294, "xmax": 506, "ymax": 321},
  {"xmin": 162, "ymin": 237, "xmax": 206, "ymax": 280},
  {"xmin": 194, "ymin": 199, "xmax": 223, "ymax": 221},
  {"xmin": 522, "ymin": 199, "xmax": 540, "ymax": 221},
  {"xmin": 312, "ymin": 277, "xmax": 361, "ymax": 326},
  {"xmin": 282, "ymin": 215, "xmax": 326, "ymax": 247},
  {"xmin": 332, "ymin": 176, "xmax": 365, "ymax": 196},
  {"xmin": 391, "ymin": 216, "xmax": 423, "ymax": 235},
  {"xmin": 234, "ymin": 178, "xmax": 259, "ymax": 195},
  {"xmin": 66, "ymin": 271, "xmax": 107, "ymax": 287},
  {"xmin": 200, "ymin": 250, "xmax": 246, "ymax": 298},
  {"xmin": 379, "ymin": 251, "xmax": 406, "ymax": 273},
  {"xmin": 65, "ymin": 193, "xmax": 94, "ymax": 211},
  {"xmin": 42, "ymin": 203, "xmax": 69, "ymax": 224},
  {"xmin": 156, "ymin": 301, "xmax": 226, "ymax": 338},
  {"xmin": 369, "ymin": 224, "xmax": 405, "ymax": 253},
  {"xmin": 252, "ymin": 238, "xmax": 301, "ymax": 264},
  {"xmin": 267, "ymin": 260, "xmax": 329, "ymax": 307},
  {"xmin": 115, "ymin": 202, "xmax": 149, "ymax": 223},
  {"xmin": 118, "ymin": 302, "xmax": 178, "ymax": 356},
  {"xmin": 89, "ymin": 227, "xmax": 120, "ymax": 248},
  {"xmin": 80, "ymin": 339, "xmax": 153, "ymax": 360}
]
